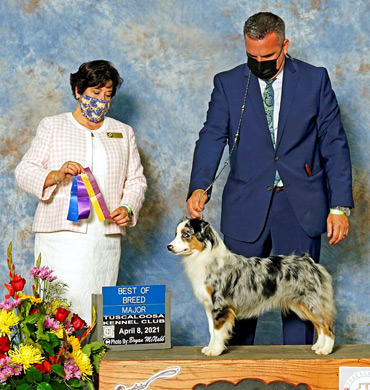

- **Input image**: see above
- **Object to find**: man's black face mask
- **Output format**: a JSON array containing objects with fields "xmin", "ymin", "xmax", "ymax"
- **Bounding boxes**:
[{"xmin": 247, "ymin": 46, "xmax": 284, "ymax": 80}]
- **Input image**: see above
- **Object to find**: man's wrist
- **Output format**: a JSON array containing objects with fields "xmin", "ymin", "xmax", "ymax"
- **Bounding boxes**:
[{"xmin": 330, "ymin": 206, "xmax": 351, "ymax": 217}]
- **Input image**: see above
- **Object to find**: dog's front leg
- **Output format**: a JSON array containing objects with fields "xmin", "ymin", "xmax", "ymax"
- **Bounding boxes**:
[
  {"xmin": 202, "ymin": 306, "xmax": 235, "ymax": 357},
  {"xmin": 201, "ymin": 308, "xmax": 216, "ymax": 355}
]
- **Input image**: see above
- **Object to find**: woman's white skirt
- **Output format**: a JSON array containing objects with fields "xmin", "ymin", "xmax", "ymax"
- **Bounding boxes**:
[{"xmin": 35, "ymin": 212, "xmax": 121, "ymax": 324}]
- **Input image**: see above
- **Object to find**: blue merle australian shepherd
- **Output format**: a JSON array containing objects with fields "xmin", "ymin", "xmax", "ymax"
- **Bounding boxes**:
[{"xmin": 167, "ymin": 218, "xmax": 336, "ymax": 356}]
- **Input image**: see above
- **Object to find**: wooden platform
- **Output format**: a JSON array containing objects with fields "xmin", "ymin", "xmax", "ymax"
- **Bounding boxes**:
[{"xmin": 99, "ymin": 344, "xmax": 370, "ymax": 389}]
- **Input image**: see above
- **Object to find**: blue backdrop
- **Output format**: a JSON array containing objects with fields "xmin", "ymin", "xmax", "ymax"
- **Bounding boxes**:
[{"xmin": 0, "ymin": 0, "xmax": 369, "ymax": 346}]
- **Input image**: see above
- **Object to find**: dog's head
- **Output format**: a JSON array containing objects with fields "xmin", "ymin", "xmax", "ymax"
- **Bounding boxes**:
[{"xmin": 167, "ymin": 218, "xmax": 215, "ymax": 256}]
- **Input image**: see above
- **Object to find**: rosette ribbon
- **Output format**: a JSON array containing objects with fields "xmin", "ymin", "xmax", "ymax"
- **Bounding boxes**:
[{"xmin": 67, "ymin": 167, "xmax": 110, "ymax": 222}]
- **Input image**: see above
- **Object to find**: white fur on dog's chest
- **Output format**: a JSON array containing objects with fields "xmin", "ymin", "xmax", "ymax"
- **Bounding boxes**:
[{"xmin": 184, "ymin": 256, "xmax": 212, "ymax": 307}]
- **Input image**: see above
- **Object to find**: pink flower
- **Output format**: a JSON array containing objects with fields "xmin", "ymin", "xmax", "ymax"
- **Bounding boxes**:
[
  {"xmin": 0, "ymin": 356, "xmax": 11, "ymax": 369},
  {"xmin": 0, "ymin": 357, "xmax": 22, "ymax": 383},
  {"xmin": 12, "ymin": 297, "xmax": 21, "ymax": 308},
  {"xmin": 0, "ymin": 298, "xmax": 22, "ymax": 311},
  {"xmin": 63, "ymin": 359, "xmax": 82, "ymax": 380},
  {"xmin": 44, "ymin": 317, "xmax": 60, "ymax": 331},
  {"xmin": 12, "ymin": 364, "xmax": 22, "ymax": 377},
  {"xmin": 29, "ymin": 266, "xmax": 57, "ymax": 281},
  {"xmin": 0, "ymin": 299, "xmax": 12, "ymax": 311},
  {"xmin": 29, "ymin": 266, "xmax": 39, "ymax": 276}
]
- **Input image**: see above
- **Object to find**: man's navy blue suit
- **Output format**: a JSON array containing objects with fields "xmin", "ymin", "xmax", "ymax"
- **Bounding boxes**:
[{"xmin": 188, "ymin": 57, "xmax": 354, "ymax": 344}]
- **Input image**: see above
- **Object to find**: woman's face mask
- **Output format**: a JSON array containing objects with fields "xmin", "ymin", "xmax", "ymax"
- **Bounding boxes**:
[{"xmin": 79, "ymin": 94, "xmax": 111, "ymax": 123}]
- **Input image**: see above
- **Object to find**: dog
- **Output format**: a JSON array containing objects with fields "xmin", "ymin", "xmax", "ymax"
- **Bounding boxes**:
[{"xmin": 167, "ymin": 218, "xmax": 336, "ymax": 356}]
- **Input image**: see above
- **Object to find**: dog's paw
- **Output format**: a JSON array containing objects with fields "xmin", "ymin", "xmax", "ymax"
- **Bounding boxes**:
[
  {"xmin": 314, "ymin": 346, "xmax": 332, "ymax": 355},
  {"xmin": 311, "ymin": 342, "xmax": 320, "ymax": 351},
  {"xmin": 201, "ymin": 345, "xmax": 224, "ymax": 356},
  {"xmin": 314, "ymin": 336, "xmax": 334, "ymax": 355}
]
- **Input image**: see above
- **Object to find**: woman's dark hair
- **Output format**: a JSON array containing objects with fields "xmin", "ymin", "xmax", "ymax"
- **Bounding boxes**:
[{"xmin": 70, "ymin": 60, "xmax": 123, "ymax": 99}]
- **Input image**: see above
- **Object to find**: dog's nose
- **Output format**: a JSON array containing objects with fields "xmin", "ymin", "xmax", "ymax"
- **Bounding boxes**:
[{"xmin": 167, "ymin": 244, "xmax": 174, "ymax": 252}]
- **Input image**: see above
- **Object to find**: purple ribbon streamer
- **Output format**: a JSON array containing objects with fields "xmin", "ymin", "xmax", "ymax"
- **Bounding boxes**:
[
  {"xmin": 77, "ymin": 175, "xmax": 90, "ymax": 220},
  {"xmin": 84, "ymin": 167, "xmax": 110, "ymax": 219}
]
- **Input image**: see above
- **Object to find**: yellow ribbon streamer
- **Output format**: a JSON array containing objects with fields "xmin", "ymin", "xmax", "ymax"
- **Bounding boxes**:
[{"xmin": 80, "ymin": 172, "xmax": 106, "ymax": 222}]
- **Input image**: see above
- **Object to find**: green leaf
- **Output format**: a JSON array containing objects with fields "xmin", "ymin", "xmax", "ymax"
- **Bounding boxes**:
[
  {"xmin": 91, "ymin": 348, "xmax": 106, "ymax": 373},
  {"xmin": 26, "ymin": 367, "xmax": 43, "ymax": 383},
  {"xmin": 51, "ymin": 364, "xmax": 65, "ymax": 378},
  {"xmin": 36, "ymin": 383, "xmax": 53, "ymax": 390},
  {"xmin": 16, "ymin": 384, "xmax": 33, "ymax": 390},
  {"xmin": 39, "ymin": 339, "xmax": 55, "ymax": 356},
  {"xmin": 24, "ymin": 313, "xmax": 41, "ymax": 324},
  {"xmin": 81, "ymin": 341, "xmax": 105, "ymax": 357},
  {"xmin": 48, "ymin": 333, "xmax": 61, "ymax": 349},
  {"xmin": 35, "ymin": 315, "xmax": 48, "ymax": 341},
  {"xmin": 84, "ymin": 379, "xmax": 95, "ymax": 390},
  {"xmin": 49, "ymin": 382, "xmax": 67, "ymax": 390},
  {"xmin": 66, "ymin": 378, "xmax": 82, "ymax": 388},
  {"xmin": 81, "ymin": 344, "xmax": 91, "ymax": 357}
]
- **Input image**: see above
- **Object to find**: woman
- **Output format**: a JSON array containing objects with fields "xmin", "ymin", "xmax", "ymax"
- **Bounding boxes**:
[{"xmin": 15, "ymin": 60, "xmax": 147, "ymax": 323}]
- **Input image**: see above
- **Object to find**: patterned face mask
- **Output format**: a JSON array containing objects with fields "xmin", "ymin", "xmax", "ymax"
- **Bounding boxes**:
[{"xmin": 79, "ymin": 94, "xmax": 111, "ymax": 122}]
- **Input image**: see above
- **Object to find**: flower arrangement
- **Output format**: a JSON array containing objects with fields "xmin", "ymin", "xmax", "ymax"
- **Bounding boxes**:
[{"xmin": 0, "ymin": 243, "xmax": 106, "ymax": 389}]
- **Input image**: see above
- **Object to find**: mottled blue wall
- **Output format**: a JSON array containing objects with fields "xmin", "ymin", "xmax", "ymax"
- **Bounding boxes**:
[{"xmin": 1, "ymin": 0, "xmax": 369, "ymax": 346}]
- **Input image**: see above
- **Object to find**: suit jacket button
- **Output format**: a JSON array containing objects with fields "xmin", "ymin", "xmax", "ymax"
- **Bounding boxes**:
[
  {"xmin": 274, "ymin": 156, "xmax": 279, "ymax": 161},
  {"xmin": 267, "ymin": 186, "xmax": 272, "ymax": 191}
]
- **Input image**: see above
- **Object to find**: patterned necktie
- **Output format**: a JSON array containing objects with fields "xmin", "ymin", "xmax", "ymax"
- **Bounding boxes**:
[{"xmin": 263, "ymin": 79, "xmax": 280, "ymax": 186}]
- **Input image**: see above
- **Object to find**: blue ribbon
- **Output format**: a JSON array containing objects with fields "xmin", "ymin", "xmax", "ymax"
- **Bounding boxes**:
[{"xmin": 67, "ymin": 175, "xmax": 90, "ymax": 222}]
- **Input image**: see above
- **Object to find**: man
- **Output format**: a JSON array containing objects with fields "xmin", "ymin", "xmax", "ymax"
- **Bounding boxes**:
[{"xmin": 187, "ymin": 12, "xmax": 353, "ymax": 345}]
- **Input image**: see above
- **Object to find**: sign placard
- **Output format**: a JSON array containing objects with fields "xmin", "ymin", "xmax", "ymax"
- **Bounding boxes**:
[
  {"xmin": 339, "ymin": 367, "xmax": 370, "ymax": 390},
  {"xmin": 91, "ymin": 285, "xmax": 171, "ymax": 351}
]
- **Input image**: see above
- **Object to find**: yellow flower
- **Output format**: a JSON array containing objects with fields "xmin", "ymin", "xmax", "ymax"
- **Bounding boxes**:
[
  {"xmin": 0, "ymin": 309, "xmax": 19, "ymax": 336},
  {"xmin": 17, "ymin": 292, "xmax": 42, "ymax": 304},
  {"xmin": 69, "ymin": 336, "xmax": 81, "ymax": 351},
  {"xmin": 71, "ymin": 349, "xmax": 93, "ymax": 379},
  {"xmin": 52, "ymin": 327, "xmax": 64, "ymax": 339},
  {"xmin": 9, "ymin": 344, "xmax": 43, "ymax": 371}
]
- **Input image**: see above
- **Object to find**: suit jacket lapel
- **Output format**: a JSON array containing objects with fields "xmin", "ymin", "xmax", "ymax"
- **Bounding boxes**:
[{"xmin": 276, "ymin": 58, "xmax": 298, "ymax": 149}]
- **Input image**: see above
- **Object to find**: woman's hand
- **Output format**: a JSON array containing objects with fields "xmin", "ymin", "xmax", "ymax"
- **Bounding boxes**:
[
  {"xmin": 44, "ymin": 161, "xmax": 85, "ymax": 189},
  {"xmin": 110, "ymin": 206, "xmax": 130, "ymax": 227}
]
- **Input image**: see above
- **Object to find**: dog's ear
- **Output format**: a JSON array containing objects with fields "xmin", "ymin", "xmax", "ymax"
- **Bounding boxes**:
[{"xmin": 190, "ymin": 219, "xmax": 210, "ymax": 241}]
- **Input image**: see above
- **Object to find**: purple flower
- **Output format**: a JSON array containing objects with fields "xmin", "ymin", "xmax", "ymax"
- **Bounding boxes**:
[{"xmin": 64, "ymin": 321, "xmax": 75, "ymax": 335}]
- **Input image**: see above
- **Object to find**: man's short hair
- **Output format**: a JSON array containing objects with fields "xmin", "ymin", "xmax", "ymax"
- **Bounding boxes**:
[{"xmin": 244, "ymin": 12, "xmax": 285, "ymax": 45}]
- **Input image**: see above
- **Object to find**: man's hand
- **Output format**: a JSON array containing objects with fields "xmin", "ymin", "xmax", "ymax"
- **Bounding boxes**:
[
  {"xmin": 187, "ymin": 189, "xmax": 208, "ymax": 219},
  {"xmin": 327, "ymin": 213, "xmax": 349, "ymax": 245}
]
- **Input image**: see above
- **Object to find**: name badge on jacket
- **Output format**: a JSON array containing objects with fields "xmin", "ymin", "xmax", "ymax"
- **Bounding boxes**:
[{"xmin": 107, "ymin": 132, "xmax": 123, "ymax": 138}]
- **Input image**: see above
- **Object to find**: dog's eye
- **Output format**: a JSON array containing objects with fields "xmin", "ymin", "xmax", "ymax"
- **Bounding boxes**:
[{"xmin": 182, "ymin": 232, "xmax": 190, "ymax": 239}]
